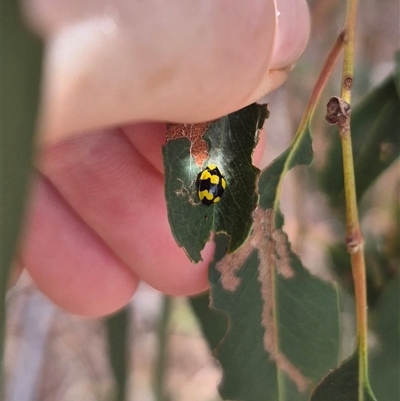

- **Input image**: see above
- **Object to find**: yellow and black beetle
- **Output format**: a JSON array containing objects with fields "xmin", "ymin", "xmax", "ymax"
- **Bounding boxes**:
[{"xmin": 196, "ymin": 164, "xmax": 226, "ymax": 206}]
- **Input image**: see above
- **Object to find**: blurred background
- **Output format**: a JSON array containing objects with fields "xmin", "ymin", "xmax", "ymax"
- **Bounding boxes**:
[{"xmin": 3, "ymin": 0, "xmax": 399, "ymax": 400}]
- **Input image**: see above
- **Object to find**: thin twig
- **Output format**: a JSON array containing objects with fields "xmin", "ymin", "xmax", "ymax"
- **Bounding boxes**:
[{"xmin": 330, "ymin": 0, "xmax": 375, "ymax": 398}]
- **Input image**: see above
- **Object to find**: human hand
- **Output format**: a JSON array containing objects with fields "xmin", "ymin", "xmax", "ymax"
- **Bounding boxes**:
[{"xmin": 18, "ymin": 0, "xmax": 310, "ymax": 316}]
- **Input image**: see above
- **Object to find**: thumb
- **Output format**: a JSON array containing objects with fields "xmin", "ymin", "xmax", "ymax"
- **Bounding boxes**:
[{"xmin": 23, "ymin": 0, "xmax": 309, "ymax": 145}]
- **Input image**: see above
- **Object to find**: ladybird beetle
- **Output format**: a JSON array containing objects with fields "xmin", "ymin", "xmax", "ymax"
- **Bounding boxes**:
[{"xmin": 196, "ymin": 164, "xmax": 226, "ymax": 206}]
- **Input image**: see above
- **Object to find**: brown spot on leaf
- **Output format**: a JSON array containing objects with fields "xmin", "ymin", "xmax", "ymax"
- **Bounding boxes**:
[
  {"xmin": 166, "ymin": 122, "xmax": 214, "ymax": 166},
  {"xmin": 272, "ymin": 230, "xmax": 294, "ymax": 278},
  {"xmin": 216, "ymin": 242, "xmax": 255, "ymax": 292},
  {"xmin": 216, "ymin": 208, "xmax": 267, "ymax": 291},
  {"xmin": 257, "ymin": 209, "xmax": 309, "ymax": 392},
  {"xmin": 216, "ymin": 207, "xmax": 309, "ymax": 392}
]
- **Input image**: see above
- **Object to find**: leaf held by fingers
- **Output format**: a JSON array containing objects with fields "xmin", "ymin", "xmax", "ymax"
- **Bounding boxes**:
[{"xmin": 163, "ymin": 103, "xmax": 269, "ymax": 263}]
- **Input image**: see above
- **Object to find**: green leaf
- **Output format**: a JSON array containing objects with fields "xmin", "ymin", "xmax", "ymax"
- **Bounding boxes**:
[
  {"xmin": 353, "ymin": 95, "xmax": 400, "ymax": 199},
  {"xmin": 311, "ymin": 353, "xmax": 377, "ymax": 401},
  {"xmin": 189, "ymin": 292, "xmax": 228, "ymax": 350},
  {"xmin": 1, "ymin": 0, "xmax": 42, "ymax": 381},
  {"xmin": 208, "ymin": 123, "xmax": 340, "ymax": 400},
  {"xmin": 369, "ymin": 275, "xmax": 400, "ymax": 401},
  {"xmin": 210, "ymin": 230, "xmax": 339, "ymax": 401},
  {"xmin": 319, "ymin": 73, "xmax": 400, "ymax": 206},
  {"xmin": 106, "ymin": 308, "xmax": 129, "ymax": 401},
  {"xmin": 258, "ymin": 125, "xmax": 313, "ymax": 217},
  {"xmin": 163, "ymin": 104, "xmax": 268, "ymax": 262}
]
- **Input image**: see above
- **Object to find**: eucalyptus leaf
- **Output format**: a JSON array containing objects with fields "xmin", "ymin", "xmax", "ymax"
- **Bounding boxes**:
[
  {"xmin": 106, "ymin": 308, "xmax": 129, "ymax": 401},
  {"xmin": 210, "ymin": 224, "xmax": 339, "ymax": 401},
  {"xmin": 207, "ymin": 121, "xmax": 339, "ymax": 400},
  {"xmin": 311, "ymin": 353, "xmax": 377, "ymax": 401},
  {"xmin": 163, "ymin": 103, "xmax": 268, "ymax": 262},
  {"xmin": 369, "ymin": 276, "xmax": 400, "ymax": 401},
  {"xmin": 189, "ymin": 292, "xmax": 228, "ymax": 350},
  {"xmin": 1, "ymin": 0, "xmax": 42, "ymax": 381}
]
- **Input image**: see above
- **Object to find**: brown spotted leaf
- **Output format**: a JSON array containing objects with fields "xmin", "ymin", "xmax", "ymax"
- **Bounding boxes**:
[
  {"xmin": 163, "ymin": 103, "xmax": 268, "ymax": 262},
  {"xmin": 207, "ymin": 126, "xmax": 340, "ymax": 400}
]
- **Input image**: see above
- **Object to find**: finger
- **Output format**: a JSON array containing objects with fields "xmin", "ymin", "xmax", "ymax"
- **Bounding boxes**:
[
  {"xmin": 270, "ymin": 0, "xmax": 310, "ymax": 70},
  {"xmin": 20, "ymin": 175, "xmax": 139, "ymax": 317},
  {"xmin": 39, "ymin": 127, "xmax": 211, "ymax": 296},
  {"xmin": 247, "ymin": 0, "xmax": 310, "ymax": 101},
  {"xmin": 22, "ymin": 0, "xmax": 309, "ymax": 144},
  {"xmin": 122, "ymin": 122, "xmax": 267, "ymax": 174}
]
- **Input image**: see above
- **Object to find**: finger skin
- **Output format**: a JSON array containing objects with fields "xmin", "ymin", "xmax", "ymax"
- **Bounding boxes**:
[
  {"xmin": 20, "ymin": 176, "xmax": 139, "ymax": 317},
  {"xmin": 270, "ymin": 0, "xmax": 310, "ymax": 70},
  {"xmin": 35, "ymin": 127, "xmax": 211, "ymax": 297},
  {"xmin": 22, "ymin": 0, "xmax": 310, "ymax": 145},
  {"xmin": 32, "ymin": 0, "xmax": 277, "ymax": 142}
]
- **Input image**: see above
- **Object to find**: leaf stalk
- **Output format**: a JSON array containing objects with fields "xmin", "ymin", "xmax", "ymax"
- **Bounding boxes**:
[{"xmin": 272, "ymin": 32, "xmax": 344, "ymax": 222}]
